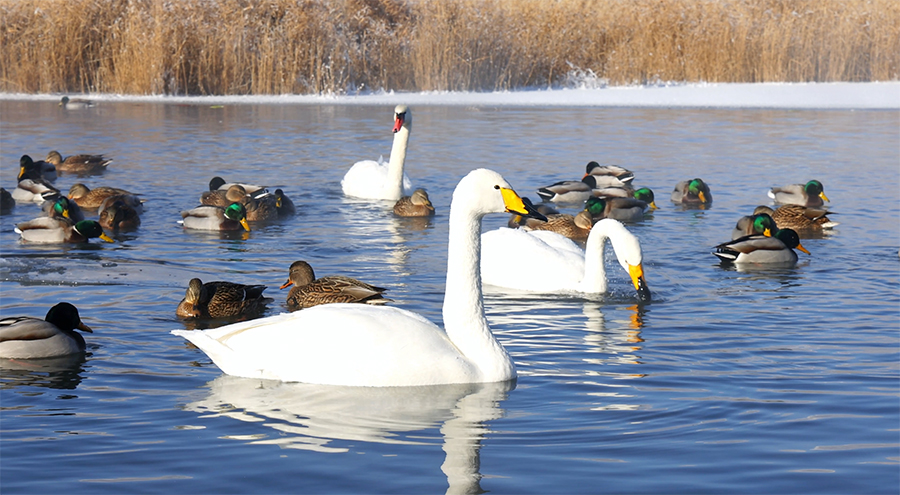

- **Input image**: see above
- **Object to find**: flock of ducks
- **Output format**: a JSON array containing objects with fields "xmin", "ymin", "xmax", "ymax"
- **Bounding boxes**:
[{"xmin": 0, "ymin": 103, "xmax": 836, "ymax": 388}]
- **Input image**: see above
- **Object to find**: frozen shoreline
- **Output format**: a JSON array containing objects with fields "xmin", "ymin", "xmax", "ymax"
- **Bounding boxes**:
[{"xmin": 2, "ymin": 81, "xmax": 898, "ymax": 109}]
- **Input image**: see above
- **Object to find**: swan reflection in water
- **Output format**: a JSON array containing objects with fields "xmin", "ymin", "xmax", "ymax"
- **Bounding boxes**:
[{"xmin": 181, "ymin": 376, "xmax": 513, "ymax": 495}]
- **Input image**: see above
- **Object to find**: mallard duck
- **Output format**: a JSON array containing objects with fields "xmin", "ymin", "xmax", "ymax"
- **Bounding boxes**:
[
  {"xmin": 42, "ymin": 195, "xmax": 85, "ymax": 222},
  {"xmin": 280, "ymin": 260, "xmax": 391, "ymax": 310},
  {"xmin": 15, "ymin": 218, "xmax": 114, "ymax": 244},
  {"xmin": 714, "ymin": 228, "xmax": 811, "ymax": 264},
  {"xmin": 68, "ymin": 183, "xmax": 135, "ymax": 209},
  {"xmin": 59, "ymin": 96, "xmax": 95, "ymax": 109},
  {"xmin": 208, "ymin": 177, "xmax": 268, "ymax": 196},
  {"xmin": 481, "ymin": 218, "xmax": 651, "ymax": 300},
  {"xmin": 17, "ymin": 154, "xmax": 56, "ymax": 181},
  {"xmin": 98, "ymin": 200, "xmax": 141, "ymax": 231},
  {"xmin": 180, "ymin": 203, "xmax": 250, "ymax": 231},
  {"xmin": 176, "ymin": 278, "xmax": 272, "ymax": 319},
  {"xmin": 731, "ymin": 208, "xmax": 777, "ymax": 240},
  {"xmin": 768, "ymin": 180, "xmax": 829, "ymax": 207},
  {"xmin": 769, "ymin": 204, "xmax": 838, "ymax": 231},
  {"xmin": 632, "ymin": 187, "xmax": 657, "ymax": 209},
  {"xmin": 172, "ymin": 169, "xmax": 546, "ymax": 386},
  {"xmin": 0, "ymin": 188, "xmax": 15, "ymax": 214},
  {"xmin": 201, "ymin": 184, "xmax": 248, "ymax": 208},
  {"xmin": 274, "ymin": 189, "xmax": 296, "ymax": 217},
  {"xmin": 97, "ymin": 193, "xmax": 144, "ymax": 216},
  {"xmin": 46, "ymin": 151, "xmax": 111, "ymax": 175},
  {"xmin": 536, "ymin": 175, "xmax": 630, "ymax": 203},
  {"xmin": 242, "ymin": 193, "xmax": 279, "ymax": 222},
  {"xmin": 13, "ymin": 157, "xmax": 60, "ymax": 202},
  {"xmin": 671, "ymin": 178, "xmax": 712, "ymax": 205},
  {"xmin": 0, "ymin": 302, "xmax": 93, "ymax": 359},
  {"xmin": 393, "ymin": 188, "xmax": 435, "ymax": 217},
  {"xmin": 342, "ymin": 105, "xmax": 414, "ymax": 200},
  {"xmin": 520, "ymin": 210, "xmax": 595, "ymax": 241},
  {"xmin": 583, "ymin": 161, "xmax": 634, "ymax": 183},
  {"xmin": 585, "ymin": 196, "xmax": 651, "ymax": 223}
]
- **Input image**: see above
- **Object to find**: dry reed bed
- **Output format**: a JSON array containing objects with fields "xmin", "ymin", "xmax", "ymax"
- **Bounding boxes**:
[{"xmin": 1, "ymin": 0, "xmax": 898, "ymax": 95}]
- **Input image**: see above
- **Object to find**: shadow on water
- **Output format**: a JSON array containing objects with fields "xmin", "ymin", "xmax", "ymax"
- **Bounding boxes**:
[{"xmin": 0, "ymin": 354, "xmax": 87, "ymax": 391}]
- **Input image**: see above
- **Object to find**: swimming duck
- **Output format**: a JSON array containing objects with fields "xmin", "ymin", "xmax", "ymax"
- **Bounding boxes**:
[
  {"xmin": 768, "ymin": 204, "xmax": 838, "ymax": 232},
  {"xmin": 180, "ymin": 203, "xmax": 250, "ymax": 231},
  {"xmin": 273, "ymin": 189, "xmax": 296, "ymax": 217},
  {"xmin": 731, "ymin": 208, "xmax": 778, "ymax": 240},
  {"xmin": 536, "ymin": 175, "xmax": 631, "ymax": 204},
  {"xmin": 585, "ymin": 196, "xmax": 651, "ymax": 223},
  {"xmin": 171, "ymin": 168, "xmax": 546, "ymax": 386},
  {"xmin": 0, "ymin": 302, "xmax": 93, "ymax": 359},
  {"xmin": 17, "ymin": 154, "xmax": 56, "ymax": 182},
  {"xmin": 632, "ymin": 187, "xmax": 657, "ymax": 209},
  {"xmin": 59, "ymin": 96, "xmax": 95, "ymax": 109},
  {"xmin": 768, "ymin": 180, "xmax": 829, "ymax": 207},
  {"xmin": 714, "ymin": 228, "xmax": 811, "ymax": 265},
  {"xmin": 13, "ymin": 157, "xmax": 60, "ymax": 202},
  {"xmin": 15, "ymin": 218, "xmax": 114, "ymax": 244},
  {"xmin": 176, "ymin": 278, "xmax": 272, "ymax": 319},
  {"xmin": 393, "ymin": 188, "xmax": 435, "ymax": 217},
  {"xmin": 201, "ymin": 184, "xmax": 248, "ymax": 208},
  {"xmin": 68, "ymin": 183, "xmax": 135, "ymax": 209},
  {"xmin": 46, "ymin": 150, "xmax": 111, "ymax": 175},
  {"xmin": 97, "ymin": 193, "xmax": 144, "ymax": 216},
  {"xmin": 98, "ymin": 200, "xmax": 141, "ymax": 231},
  {"xmin": 0, "ymin": 188, "xmax": 15, "ymax": 213},
  {"xmin": 481, "ymin": 218, "xmax": 651, "ymax": 301},
  {"xmin": 584, "ymin": 161, "xmax": 635, "ymax": 183},
  {"xmin": 42, "ymin": 195, "xmax": 85, "ymax": 222},
  {"xmin": 520, "ymin": 210, "xmax": 595, "ymax": 241},
  {"xmin": 341, "ymin": 105, "xmax": 414, "ymax": 200},
  {"xmin": 671, "ymin": 178, "xmax": 712, "ymax": 205},
  {"xmin": 281, "ymin": 260, "xmax": 391, "ymax": 310}
]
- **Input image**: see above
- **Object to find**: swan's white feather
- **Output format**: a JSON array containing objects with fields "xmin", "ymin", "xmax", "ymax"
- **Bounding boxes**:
[{"xmin": 341, "ymin": 156, "xmax": 413, "ymax": 199}]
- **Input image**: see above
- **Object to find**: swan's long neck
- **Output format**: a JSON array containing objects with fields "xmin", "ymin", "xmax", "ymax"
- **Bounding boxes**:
[
  {"xmin": 579, "ymin": 224, "xmax": 610, "ymax": 293},
  {"xmin": 384, "ymin": 126, "xmax": 410, "ymax": 200},
  {"xmin": 442, "ymin": 205, "xmax": 513, "ymax": 380}
]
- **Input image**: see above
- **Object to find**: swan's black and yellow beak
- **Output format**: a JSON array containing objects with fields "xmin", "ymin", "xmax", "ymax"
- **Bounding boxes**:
[
  {"xmin": 501, "ymin": 191, "xmax": 547, "ymax": 222},
  {"xmin": 629, "ymin": 263, "xmax": 651, "ymax": 302}
]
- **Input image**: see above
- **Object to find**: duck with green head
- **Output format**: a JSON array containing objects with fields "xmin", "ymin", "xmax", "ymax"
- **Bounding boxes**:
[
  {"xmin": 42, "ymin": 194, "xmax": 85, "ymax": 222},
  {"xmin": 13, "ymin": 156, "xmax": 60, "ymax": 202},
  {"xmin": 731, "ymin": 209, "xmax": 777, "ymax": 240},
  {"xmin": 768, "ymin": 179, "xmax": 829, "ymax": 207},
  {"xmin": 15, "ymin": 218, "xmax": 114, "ymax": 244},
  {"xmin": 715, "ymin": 227, "xmax": 811, "ymax": 265},
  {"xmin": 180, "ymin": 202, "xmax": 250, "ymax": 231},
  {"xmin": 585, "ymin": 195, "xmax": 652, "ymax": 223},
  {"xmin": 671, "ymin": 178, "xmax": 712, "ymax": 205}
]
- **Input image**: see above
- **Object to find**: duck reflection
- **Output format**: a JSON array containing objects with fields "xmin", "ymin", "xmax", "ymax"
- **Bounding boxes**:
[
  {"xmin": 0, "ymin": 354, "xmax": 86, "ymax": 390},
  {"xmin": 181, "ymin": 376, "xmax": 513, "ymax": 495}
]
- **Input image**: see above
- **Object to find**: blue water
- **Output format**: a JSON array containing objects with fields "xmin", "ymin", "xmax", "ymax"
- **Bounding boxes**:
[{"xmin": 1, "ymin": 100, "xmax": 898, "ymax": 494}]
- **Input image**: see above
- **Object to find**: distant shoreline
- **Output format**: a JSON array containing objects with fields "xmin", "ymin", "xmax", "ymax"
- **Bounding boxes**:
[{"xmin": 3, "ymin": 82, "xmax": 898, "ymax": 109}]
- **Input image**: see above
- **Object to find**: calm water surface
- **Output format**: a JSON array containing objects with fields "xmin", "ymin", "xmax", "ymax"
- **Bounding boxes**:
[{"xmin": 1, "ymin": 100, "xmax": 898, "ymax": 494}]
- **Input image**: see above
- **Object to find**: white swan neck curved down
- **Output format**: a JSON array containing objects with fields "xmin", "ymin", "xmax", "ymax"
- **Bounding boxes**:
[{"xmin": 173, "ymin": 168, "xmax": 521, "ymax": 387}]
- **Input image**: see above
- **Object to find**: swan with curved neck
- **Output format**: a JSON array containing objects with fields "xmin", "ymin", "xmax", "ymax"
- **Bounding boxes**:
[
  {"xmin": 173, "ymin": 169, "xmax": 547, "ymax": 386},
  {"xmin": 341, "ymin": 105, "xmax": 413, "ymax": 200},
  {"xmin": 481, "ymin": 219, "xmax": 651, "ymax": 301}
]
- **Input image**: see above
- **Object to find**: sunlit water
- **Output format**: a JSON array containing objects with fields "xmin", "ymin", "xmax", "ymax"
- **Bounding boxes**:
[{"xmin": 1, "ymin": 100, "xmax": 898, "ymax": 494}]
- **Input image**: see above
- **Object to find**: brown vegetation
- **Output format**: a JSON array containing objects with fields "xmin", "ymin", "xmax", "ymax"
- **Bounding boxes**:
[{"xmin": 1, "ymin": 0, "xmax": 897, "ymax": 95}]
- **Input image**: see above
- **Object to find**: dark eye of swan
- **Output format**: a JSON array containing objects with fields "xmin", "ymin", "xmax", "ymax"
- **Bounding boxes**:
[{"xmin": 494, "ymin": 185, "xmax": 500, "ymax": 190}]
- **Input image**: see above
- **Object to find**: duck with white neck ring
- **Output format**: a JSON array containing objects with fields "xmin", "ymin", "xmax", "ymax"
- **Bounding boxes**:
[
  {"xmin": 341, "ymin": 105, "xmax": 414, "ymax": 200},
  {"xmin": 481, "ymin": 218, "xmax": 651, "ymax": 301},
  {"xmin": 172, "ymin": 169, "xmax": 547, "ymax": 386}
]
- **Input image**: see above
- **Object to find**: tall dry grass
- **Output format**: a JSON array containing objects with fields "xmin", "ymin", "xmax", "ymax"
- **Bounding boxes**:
[{"xmin": 1, "ymin": 0, "xmax": 897, "ymax": 95}]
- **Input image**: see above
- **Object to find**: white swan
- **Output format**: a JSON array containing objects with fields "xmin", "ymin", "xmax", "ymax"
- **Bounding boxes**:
[
  {"xmin": 481, "ymin": 219, "xmax": 651, "ymax": 301},
  {"xmin": 172, "ymin": 169, "xmax": 547, "ymax": 386},
  {"xmin": 341, "ymin": 104, "xmax": 413, "ymax": 200}
]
